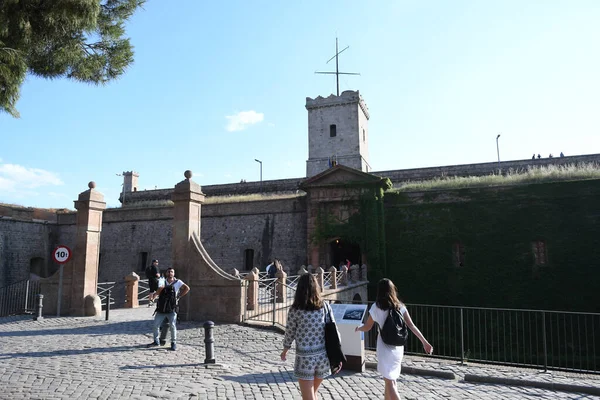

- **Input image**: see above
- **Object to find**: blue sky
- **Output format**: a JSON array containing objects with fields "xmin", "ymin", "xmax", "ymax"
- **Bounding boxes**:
[{"xmin": 1, "ymin": 0, "xmax": 599, "ymax": 209}]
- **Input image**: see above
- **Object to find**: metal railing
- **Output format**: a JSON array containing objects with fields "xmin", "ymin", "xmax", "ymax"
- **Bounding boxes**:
[
  {"xmin": 137, "ymin": 278, "xmax": 151, "ymax": 305},
  {"xmin": 96, "ymin": 281, "xmax": 116, "ymax": 310},
  {"xmin": 400, "ymin": 304, "xmax": 600, "ymax": 374},
  {"xmin": 0, "ymin": 279, "xmax": 41, "ymax": 317},
  {"xmin": 243, "ymin": 294, "xmax": 600, "ymax": 374}
]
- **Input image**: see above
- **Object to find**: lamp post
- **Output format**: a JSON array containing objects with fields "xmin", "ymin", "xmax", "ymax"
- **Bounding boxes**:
[
  {"xmin": 254, "ymin": 159, "xmax": 262, "ymax": 192},
  {"xmin": 496, "ymin": 134, "xmax": 501, "ymax": 170}
]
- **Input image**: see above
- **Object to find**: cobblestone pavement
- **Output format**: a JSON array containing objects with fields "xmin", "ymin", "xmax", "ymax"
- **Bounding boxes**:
[{"xmin": 1, "ymin": 308, "xmax": 599, "ymax": 400}]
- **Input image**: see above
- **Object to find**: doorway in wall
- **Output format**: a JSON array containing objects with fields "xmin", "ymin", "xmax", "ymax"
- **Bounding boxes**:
[{"xmin": 329, "ymin": 239, "xmax": 361, "ymax": 269}]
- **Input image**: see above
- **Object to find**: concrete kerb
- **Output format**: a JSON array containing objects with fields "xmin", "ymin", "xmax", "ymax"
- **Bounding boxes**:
[
  {"xmin": 464, "ymin": 373, "xmax": 600, "ymax": 396},
  {"xmin": 365, "ymin": 361, "xmax": 456, "ymax": 380},
  {"xmin": 366, "ymin": 361, "xmax": 600, "ymax": 396}
]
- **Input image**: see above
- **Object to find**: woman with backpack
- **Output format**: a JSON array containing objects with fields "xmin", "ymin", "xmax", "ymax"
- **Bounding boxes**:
[
  {"xmin": 280, "ymin": 273, "xmax": 342, "ymax": 400},
  {"xmin": 355, "ymin": 278, "xmax": 433, "ymax": 400}
]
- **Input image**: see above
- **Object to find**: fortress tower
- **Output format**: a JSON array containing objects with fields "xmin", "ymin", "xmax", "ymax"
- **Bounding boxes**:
[
  {"xmin": 122, "ymin": 171, "xmax": 139, "ymax": 193},
  {"xmin": 305, "ymin": 90, "xmax": 370, "ymax": 177}
]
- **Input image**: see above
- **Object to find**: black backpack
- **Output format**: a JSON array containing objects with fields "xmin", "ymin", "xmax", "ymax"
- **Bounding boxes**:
[
  {"xmin": 156, "ymin": 280, "xmax": 178, "ymax": 313},
  {"xmin": 268, "ymin": 265, "xmax": 277, "ymax": 279},
  {"xmin": 379, "ymin": 307, "xmax": 409, "ymax": 346}
]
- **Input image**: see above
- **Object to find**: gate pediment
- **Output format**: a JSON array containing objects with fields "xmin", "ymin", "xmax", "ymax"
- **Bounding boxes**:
[{"xmin": 300, "ymin": 165, "xmax": 384, "ymax": 190}]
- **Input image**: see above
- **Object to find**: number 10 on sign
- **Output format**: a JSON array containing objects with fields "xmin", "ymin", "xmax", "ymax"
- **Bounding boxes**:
[{"xmin": 53, "ymin": 246, "xmax": 72, "ymax": 264}]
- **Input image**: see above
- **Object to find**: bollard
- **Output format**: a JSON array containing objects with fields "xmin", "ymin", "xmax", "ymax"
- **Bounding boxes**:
[
  {"xmin": 105, "ymin": 289, "xmax": 111, "ymax": 321},
  {"xmin": 204, "ymin": 321, "xmax": 215, "ymax": 365},
  {"xmin": 33, "ymin": 294, "xmax": 44, "ymax": 321}
]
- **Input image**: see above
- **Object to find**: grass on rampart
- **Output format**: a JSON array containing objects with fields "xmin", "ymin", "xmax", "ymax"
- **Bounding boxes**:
[
  {"xmin": 204, "ymin": 192, "xmax": 305, "ymax": 204},
  {"xmin": 393, "ymin": 163, "xmax": 600, "ymax": 192},
  {"xmin": 113, "ymin": 192, "xmax": 306, "ymax": 209}
]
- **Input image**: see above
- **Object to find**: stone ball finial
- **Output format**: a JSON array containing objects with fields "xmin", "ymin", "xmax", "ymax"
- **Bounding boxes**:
[
  {"xmin": 88, "ymin": 181, "xmax": 96, "ymax": 189},
  {"xmin": 184, "ymin": 170, "xmax": 192, "ymax": 179}
]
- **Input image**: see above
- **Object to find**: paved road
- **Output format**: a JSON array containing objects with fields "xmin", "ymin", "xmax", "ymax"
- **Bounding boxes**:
[{"xmin": 0, "ymin": 307, "xmax": 598, "ymax": 400}]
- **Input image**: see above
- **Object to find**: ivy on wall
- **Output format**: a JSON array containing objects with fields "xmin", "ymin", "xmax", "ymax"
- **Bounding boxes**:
[
  {"xmin": 383, "ymin": 179, "xmax": 600, "ymax": 312},
  {"xmin": 311, "ymin": 179, "xmax": 391, "ymax": 284}
]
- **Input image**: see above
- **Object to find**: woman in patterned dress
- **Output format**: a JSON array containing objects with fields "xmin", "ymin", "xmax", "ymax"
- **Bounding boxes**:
[
  {"xmin": 280, "ymin": 273, "xmax": 342, "ymax": 400},
  {"xmin": 355, "ymin": 278, "xmax": 433, "ymax": 400}
]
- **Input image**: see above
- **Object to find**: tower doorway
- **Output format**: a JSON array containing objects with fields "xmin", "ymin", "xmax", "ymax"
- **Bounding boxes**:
[{"xmin": 329, "ymin": 239, "xmax": 361, "ymax": 269}]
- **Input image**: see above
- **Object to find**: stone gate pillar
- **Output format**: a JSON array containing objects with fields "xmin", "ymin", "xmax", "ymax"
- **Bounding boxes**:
[
  {"xmin": 70, "ymin": 182, "xmax": 106, "ymax": 316},
  {"xmin": 172, "ymin": 170, "xmax": 205, "ymax": 320}
]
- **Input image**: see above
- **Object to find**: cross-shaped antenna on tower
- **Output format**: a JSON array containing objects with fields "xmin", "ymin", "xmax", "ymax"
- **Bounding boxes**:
[{"xmin": 315, "ymin": 37, "xmax": 360, "ymax": 96}]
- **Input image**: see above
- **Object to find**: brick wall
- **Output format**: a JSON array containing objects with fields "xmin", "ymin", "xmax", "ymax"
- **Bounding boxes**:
[{"xmin": 0, "ymin": 218, "xmax": 56, "ymax": 287}]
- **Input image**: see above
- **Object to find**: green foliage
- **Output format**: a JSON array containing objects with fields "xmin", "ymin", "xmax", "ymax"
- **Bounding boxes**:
[
  {"xmin": 384, "ymin": 179, "xmax": 600, "ymax": 312},
  {"xmin": 0, "ymin": 0, "xmax": 145, "ymax": 117},
  {"xmin": 312, "ymin": 183, "xmax": 389, "ymax": 282}
]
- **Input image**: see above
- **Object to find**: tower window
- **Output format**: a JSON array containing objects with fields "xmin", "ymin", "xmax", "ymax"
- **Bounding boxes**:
[
  {"xmin": 363, "ymin": 129, "xmax": 365, "ymax": 142},
  {"xmin": 453, "ymin": 242, "xmax": 465, "ymax": 267},
  {"xmin": 139, "ymin": 252, "xmax": 148, "ymax": 272},
  {"xmin": 329, "ymin": 124, "xmax": 337, "ymax": 137},
  {"xmin": 533, "ymin": 240, "xmax": 547, "ymax": 266},
  {"xmin": 244, "ymin": 249, "xmax": 254, "ymax": 271}
]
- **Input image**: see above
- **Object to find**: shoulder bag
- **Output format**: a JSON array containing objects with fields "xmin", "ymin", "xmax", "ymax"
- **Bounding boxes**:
[{"xmin": 324, "ymin": 302, "xmax": 346, "ymax": 374}]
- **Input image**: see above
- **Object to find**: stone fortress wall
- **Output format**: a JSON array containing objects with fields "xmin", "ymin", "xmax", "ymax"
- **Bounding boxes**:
[{"xmin": 2, "ymin": 152, "xmax": 599, "ymax": 290}]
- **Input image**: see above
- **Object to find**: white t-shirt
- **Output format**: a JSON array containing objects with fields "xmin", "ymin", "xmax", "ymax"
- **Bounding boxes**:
[{"xmin": 159, "ymin": 278, "xmax": 185, "ymax": 295}]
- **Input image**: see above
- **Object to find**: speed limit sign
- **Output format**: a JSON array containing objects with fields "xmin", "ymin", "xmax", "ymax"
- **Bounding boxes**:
[{"xmin": 53, "ymin": 246, "xmax": 72, "ymax": 264}]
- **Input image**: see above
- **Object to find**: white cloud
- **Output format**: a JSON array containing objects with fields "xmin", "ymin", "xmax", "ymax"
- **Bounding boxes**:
[
  {"xmin": 225, "ymin": 110, "xmax": 264, "ymax": 132},
  {"xmin": 0, "ymin": 163, "xmax": 64, "ymax": 193}
]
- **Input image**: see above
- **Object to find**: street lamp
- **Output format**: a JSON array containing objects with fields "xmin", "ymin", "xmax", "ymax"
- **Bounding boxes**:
[
  {"xmin": 254, "ymin": 159, "xmax": 263, "ymax": 192},
  {"xmin": 496, "ymin": 134, "xmax": 501, "ymax": 170}
]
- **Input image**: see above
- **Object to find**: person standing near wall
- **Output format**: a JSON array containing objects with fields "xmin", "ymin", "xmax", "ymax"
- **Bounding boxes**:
[
  {"xmin": 355, "ymin": 278, "xmax": 433, "ymax": 400},
  {"xmin": 147, "ymin": 267, "xmax": 190, "ymax": 351},
  {"xmin": 145, "ymin": 259, "xmax": 160, "ymax": 302}
]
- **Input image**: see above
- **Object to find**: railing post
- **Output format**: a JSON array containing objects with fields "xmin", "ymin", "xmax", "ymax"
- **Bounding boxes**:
[
  {"xmin": 328, "ymin": 266, "xmax": 337, "ymax": 289},
  {"xmin": 542, "ymin": 311, "xmax": 548, "ymax": 372},
  {"xmin": 24, "ymin": 280, "xmax": 30, "ymax": 312},
  {"xmin": 204, "ymin": 321, "xmax": 215, "ymax": 364},
  {"xmin": 350, "ymin": 264, "xmax": 360, "ymax": 282},
  {"xmin": 124, "ymin": 272, "xmax": 140, "ymax": 308},
  {"xmin": 243, "ymin": 280, "xmax": 248, "ymax": 322},
  {"xmin": 298, "ymin": 266, "xmax": 308, "ymax": 275},
  {"xmin": 340, "ymin": 265, "xmax": 349, "ymax": 286},
  {"xmin": 272, "ymin": 281, "xmax": 277, "ymax": 326},
  {"xmin": 105, "ymin": 289, "xmax": 111, "ymax": 321},
  {"xmin": 244, "ymin": 268, "xmax": 259, "ymax": 311},
  {"xmin": 33, "ymin": 294, "xmax": 44, "ymax": 321},
  {"xmin": 360, "ymin": 264, "xmax": 368, "ymax": 282},
  {"xmin": 460, "ymin": 307, "xmax": 465, "ymax": 365},
  {"xmin": 316, "ymin": 267, "xmax": 325, "ymax": 292},
  {"xmin": 276, "ymin": 269, "xmax": 287, "ymax": 303}
]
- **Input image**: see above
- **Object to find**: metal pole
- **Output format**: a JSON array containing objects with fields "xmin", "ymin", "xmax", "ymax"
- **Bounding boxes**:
[
  {"xmin": 105, "ymin": 289, "xmax": 111, "ymax": 321},
  {"xmin": 57, "ymin": 264, "xmax": 64, "ymax": 317},
  {"xmin": 496, "ymin": 134, "xmax": 501, "ymax": 170},
  {"xmin": 34, "ymin": 294, "xmax": 44, "ymax": 321},
  {"xmin": 24, "ymin": 280, "xmax": 30, "ymax": 312},
  {"xmin": 335, "ymin": 37, "xmax": 339, "ymax": 96},
  {"xmin": 243, "ymin": 281, "xmax": 248, "ymax": 322},
  {"xmin": 204, "ymin": 321, "xmax": 216, "ymax": 365},
  {"xmin": 272, "ymin": 280, "xmax": 277, "ymax": 326},
  {"xmin": 460, "ymin": 307, "xmax": 465, "ymax": 365},
  {"xmin": 255, "ymin": 159, "xmax": 262, "ymax": 193},
  {"xmin": 260, "ymin": 162, "xmax": 262, "ymax": 191},
  {"xmin": 542, "ymin": 311, "xmax": 548, "ymax": 372}
]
